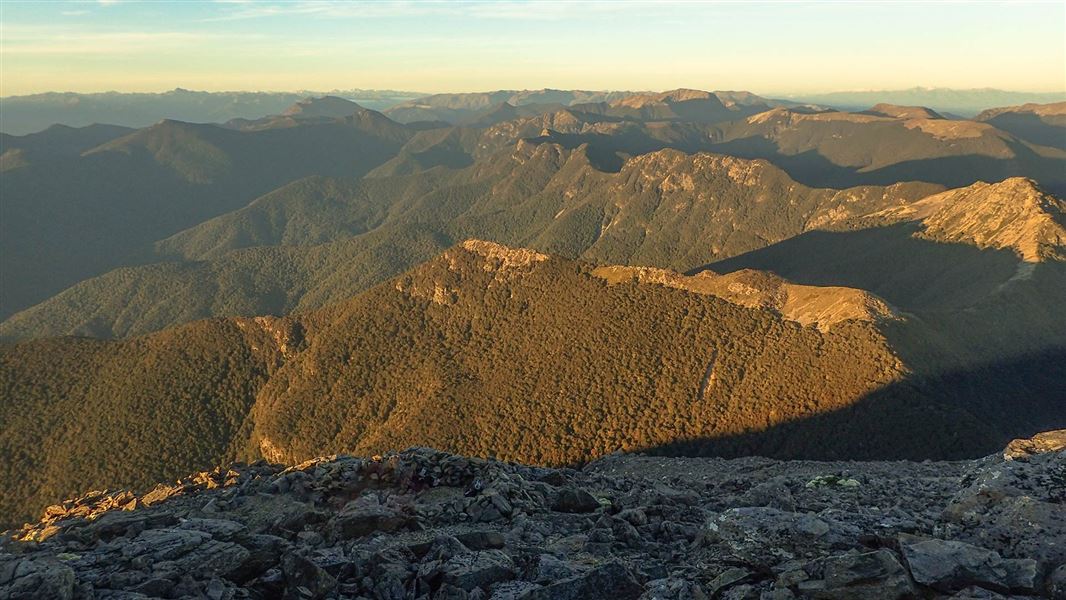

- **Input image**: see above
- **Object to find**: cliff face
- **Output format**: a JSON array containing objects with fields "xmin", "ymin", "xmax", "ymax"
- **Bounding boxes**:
[{"xmin": 3, "ymin": 431, "xmax": 1063, "ymax": 599}]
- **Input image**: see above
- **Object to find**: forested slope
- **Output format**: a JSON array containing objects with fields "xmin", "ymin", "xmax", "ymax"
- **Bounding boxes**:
[{"xmin": 4, "ymin": 242, "xmax": 1063, "ymax": 526}]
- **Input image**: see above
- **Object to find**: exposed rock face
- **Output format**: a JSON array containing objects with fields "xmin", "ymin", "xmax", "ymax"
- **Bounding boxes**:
[
  {"xmin": 1004, "ymin": 429, "xmax": 1066, "ymax": 459},
  {"xmin": 873, "ymin": 177, "xmax": 1066, "ymax": 262},
  {"xmin": 940, "ymin": 432, "xmax": 1066, "ymax": 569},
  {"xmin": 592, "ymin": 265, "xmax": 896, "ymax": 332},
  {"xmin": 2, "ymin": 432, "xmax": 1062, "ymax": 599}
]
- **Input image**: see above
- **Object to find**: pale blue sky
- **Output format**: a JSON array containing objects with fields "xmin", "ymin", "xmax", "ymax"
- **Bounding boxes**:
[{"xmin": 1, "ymin": 1, "xmax": 1063, "ymax": 96}]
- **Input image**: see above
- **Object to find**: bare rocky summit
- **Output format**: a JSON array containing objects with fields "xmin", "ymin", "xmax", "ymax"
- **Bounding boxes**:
[{"xmin": 3, "ymin": 432, "xmax": 1063, "ymax": 599}]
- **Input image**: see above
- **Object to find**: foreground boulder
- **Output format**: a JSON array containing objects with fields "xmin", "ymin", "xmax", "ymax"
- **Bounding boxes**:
[
  {"xmin": 2, "ymin": 431, "xmax": 1063, "ymax": 599},
  {"xmin": 813, "ymin": 549, "xmax": 917, "ymax": 599},
  {"xmin": 900, "ymin": 535, "xmax": 1038, "ymax": 593}
]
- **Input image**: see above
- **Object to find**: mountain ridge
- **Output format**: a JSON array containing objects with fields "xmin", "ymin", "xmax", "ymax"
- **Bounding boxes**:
[
  {"xmin": 591, "ymin": 265, "xmax": 896, "ymax": 332},
  {"xmin": 4, "ymin": 240, "xmax": 1064, "ymax": 526},
  {"xmin": 0, "ymin": 144, "xmax": 944, "ymax": 340},
  {"xmin": 870, "ymin": 177, "xmax": 1066, "ymax": 262}
]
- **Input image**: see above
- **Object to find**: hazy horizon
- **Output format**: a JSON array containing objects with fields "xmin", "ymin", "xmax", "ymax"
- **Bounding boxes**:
[
  {"xmin": 2, "ymin": 0, "xmax": 1064, "ymax": 97},
  {"xmin": 3, "ymin": 84, "xmax": 1065, "ymax": 99}
]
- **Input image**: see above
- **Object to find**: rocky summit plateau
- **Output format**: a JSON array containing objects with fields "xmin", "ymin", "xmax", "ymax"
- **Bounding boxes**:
[{"xmin": 2, "ymin": 431, "xmax": 1063, "ymax": 600}]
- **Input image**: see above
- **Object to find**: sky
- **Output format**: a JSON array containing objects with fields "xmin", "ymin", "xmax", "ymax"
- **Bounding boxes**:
[{"xmin": 1, "ymin": 0, "xmax": 1064, "ymax": 96}]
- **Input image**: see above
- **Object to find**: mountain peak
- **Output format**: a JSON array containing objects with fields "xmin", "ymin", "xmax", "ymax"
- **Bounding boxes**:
[
  {"xmin": 282, "ymin": 95, "xmax": 365, "ymax": 118},
  {"xmin": 613, "ymin": 88, "xmax": 716, "ymax": 108},
  {"xmin": 456, "ymin": 239, "xmax": 550, "ymax": 269},
  {"xmin": 395, "ymin": 240, "xmax": 552, "ymax": 304},
  {"xmin": 866, "ymin": 103, "xmax": 944, "ymax": 120},
  {"xmin": 878, "ymin": 177, "xmax": 1066, "ymax": 261}
]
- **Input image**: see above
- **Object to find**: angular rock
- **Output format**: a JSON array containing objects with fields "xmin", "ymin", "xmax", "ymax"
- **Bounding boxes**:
[
  {"xmin": 640, "ymin": 576, "xmax": 708, "ymax": 600},
  {"xmin": 706, "ymin": 567, "xmax": 752, "ymax": 596},
  {"xmin": 281, "ymin": 552, "xmax": 337, "ymax": 599},
  {"xmin": 817, "ymin": 549, "xmax": 915, "ymax": 599},
  {"xmin": 0, "ymin": 557, "xmax": 75, "ymax": 600},
  {"xmin": 178, "ymin": 518, "xmax": 246, "ymax": 539},
  {"xmin": 491, "ymin": 580, "xmax": 543, "ymax": 599},
  {"xmin": 709, "ymin": 507, "xmax": 860, "ymax": 564},
  {"xmin": 83, "ymin": 509, "xmax": 177, "ymax": 539},
  {"xmin": 948, "ymin": 586, "xmax": 1010, "ymax": 599},
  {"xmin": 552, "ymin": 488, "xmax": 600, "ymax": 513},
  {"xmin": 331, "ymin": 495, "xmax": 411, "ymax": 539},
  {"xmin": 531, "ymin": 553, "xmax": 578, "ymax": 583},
  {"xmin": 2, "ymin": 440, "xmax": 1061, "ymax": 600},
  {"xmin": 616, "ymin": 508, "xmax": 648, "ymax": 527},
  {"xmin": 1049, "ymin": 563, "xmax": 1066, "ymax": 600},
  {"xmin": 523, "ymin": 562, "xmax": 642, "ymax": 600},
  {"xmin": 455, "ymin": 530, "xmax": 506, "ymax": 550},
  {"xmin": 441, "ymin": 549, "xmax": 515, "ymax": 591},
  {"xmin": 943, "ymin": 453, "xmax": 1066, "ymax": 569},
  {"xmin": 738, "ymin": 479, "xmax": 796, "ymax": 512},
  {"xmin": 899, "ymin": 534, "xmax": 1039, "ymax": 593},
  {"xmin": 125, "ymin": 528, "xmax": 211, "ymax": 560}
]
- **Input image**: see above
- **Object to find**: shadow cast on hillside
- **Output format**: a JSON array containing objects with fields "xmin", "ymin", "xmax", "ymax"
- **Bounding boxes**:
[
  {"xmin": 641, "ymin": 347, "xmax": 1066, "ymax": 461},
  {"xmin": 861, "ymin": 140, "xmax": 1066, "ymax": 196},
  {"xmin": 983, "ymin": 113, "xmax": 1066, "ymax": 151},
  {"xmin": 523, "ymin": 130, "xmax": 1066, "ymax": 194},
  {"xmin": 691, "ymin": 223, "xmax": 1021, "ymax": 311},
  {"xmin": 707, "ymin": 135, "xmax": 1066, "ymax": 193},
  {"xmin": 529, "ymin": 129, "xmax": 729, "ymax": 173}
]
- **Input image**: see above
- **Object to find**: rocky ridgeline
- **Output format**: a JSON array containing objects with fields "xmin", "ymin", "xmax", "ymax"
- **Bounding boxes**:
[{"xmin": 2, "ymin": 432, "xmax": 1064, "ymax": 600}]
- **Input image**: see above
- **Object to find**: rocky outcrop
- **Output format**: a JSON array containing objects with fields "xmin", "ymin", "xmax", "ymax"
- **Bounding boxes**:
[
  {"xmin": 1004, "ymin": 429, "xmax": 1066, "ymax": 459},
  {"xmin": 592, "ymin": 265, "xmax": 896, "ymax": 332},
  {"xmin": 871, "ymin": 178, "xmax": 1066, "ymax": 262},
  {"xmin": 2, "ymin": 432, "xmax": 1063, "ymax": 599}
]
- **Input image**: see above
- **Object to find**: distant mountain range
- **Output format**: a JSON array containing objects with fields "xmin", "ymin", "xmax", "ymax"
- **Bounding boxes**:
[
  {"xmin": 0, "ymin": 88, "xmax": 424, "ymax": 135},
  {"xmin": 1, "ymin": 87, "xmax": 1064, "ymax": 527},
  {"xmin": 4, "ymin": 91, "xmax": 1063, "ymax": 323},
  {"xmin": 782, "ymin": 87, "xmax": 1066, "ymax": 117},
  {"xmin": 4, "ymin": 86, "xmax": 1062, "ymax": 134}
]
